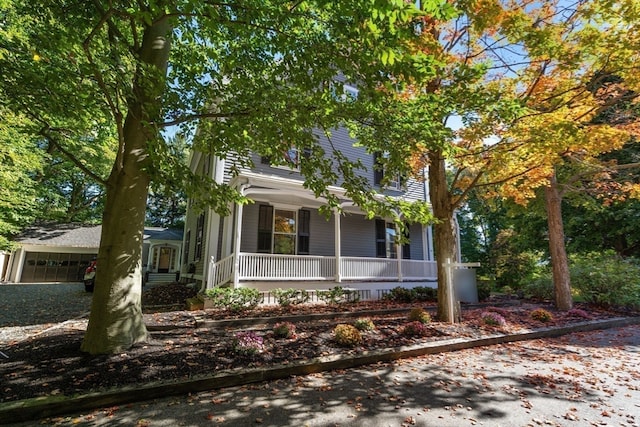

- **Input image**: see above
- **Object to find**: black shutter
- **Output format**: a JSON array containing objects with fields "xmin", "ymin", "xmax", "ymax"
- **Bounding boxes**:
[
  {"xmin": 373, "ymin": 152, "xmax": 384, "ymax": 185},
  {"xmin": 402, "ymin": 224, "xmax": 411, "ymax": 259},
  {"xmin": 298, "ymin": 209, "xmax": 310, "ymax": 255},
  {"xmin": 375, "ymin": 219, "xmax": 386, "ymax": 257},
  {"xmin": 257, "ymin": 205, "xmax": 273, "ymax": 252},
  {"xmin": 183, "ymin": 231, "xmax": 190, "ymax": 265},
  {"xmin": 195, "ymin": 213, "xmax": 205, "ymax": 259}
]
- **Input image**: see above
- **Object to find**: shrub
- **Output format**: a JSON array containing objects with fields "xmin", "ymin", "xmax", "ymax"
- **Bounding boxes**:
[
  {"xmin": 476, "ymin": 281, "xmax": 492, "ymax": 301},
  {"xmin": 522, "ymin": 271, "xmax": 554, "ymax": 301},
  {"xmin": 232, "ymin": 331, "xmax": 264, "ymax": 355},
  {"xmin": 530, "ymin": 308, "xmax": 553, "ymax": 322},
  {"xmin": 413, "ymin": 286, "xmax": 437, "ymax": 302},
  {"xmin": 570, "ymin": 251, "xmax": 640, "ymax": 310},
  {"xmin": 353, "ymin": 318, "xmax": 375, "ymax": 331},
  {"xmin": 272, "ymin": 288, "xmax": 310, "ymax": 307},
  {"xmin": 333, "ymin": 324, "xmax": 362, "ymax": 347},
  {"xmin": 272, "ymin": 321, "xmax": 296, "ymax": 339},
  {"xmin": 402, "ymin": 321, "xmax": 430, "ymax": 337},
  {"xmin": 481, "ymin": 311, "xmax": 506, "ymax": 327},
  {"xmin": 204, "ymin": 287, "xmax": 262, "ymax": 312},
  {"xmin": 408, "ymin": 307, "xmax": 431, "ymax": 324},
  {"xmin": 317, "ymin": 286, "xmax": 359, "ymax": 305},
  {"xmin": 384, "ymin": 286, "xmax": 415, "ymax": 303}
]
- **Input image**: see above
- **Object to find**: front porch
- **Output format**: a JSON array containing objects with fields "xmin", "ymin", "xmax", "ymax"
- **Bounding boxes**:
[{"xmin": 207, "ymin": 252, "xmax": 438, "ymax": 289}]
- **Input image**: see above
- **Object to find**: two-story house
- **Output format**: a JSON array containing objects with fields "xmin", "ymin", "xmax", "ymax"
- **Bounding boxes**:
[{"xmin": 180, "ymin": 89, "xmax": 449, "ymax": 299}]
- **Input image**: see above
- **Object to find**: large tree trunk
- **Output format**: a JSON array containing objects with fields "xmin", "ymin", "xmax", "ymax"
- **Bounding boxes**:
[
  {"xmin": 429, "ymin": 150, "xmax": 460, "ymax": 322},
  {"xmin": 544, "ymin": 173, "xmax": 573, "ymax": 311},
  {"xmin": 81, "ymin": 20, "xmax": 172, "ymax": 354}
]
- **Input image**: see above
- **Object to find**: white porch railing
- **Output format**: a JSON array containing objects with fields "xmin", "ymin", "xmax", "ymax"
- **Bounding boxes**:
[
  {"xmin": 207, "ymin": 253, "xmax": 438, "ymax": 286},
  {"xmin": 238, "ymin": 253, "xmax": 336, "ymax": 281},
  {"xmin": 207, "ymin": 254, "xmax": 234, "ymax": 288}
]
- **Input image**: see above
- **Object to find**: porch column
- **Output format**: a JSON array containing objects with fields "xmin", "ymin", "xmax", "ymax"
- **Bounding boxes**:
[
  {"xmin": 232, "ymin": 199, "xmax": 245, "ymax": 288},
  {"xmin": 334, "ymin": 209, "xmax": 342, "ymax": 283},
  {"xmin": 396, "ymin": 241, "xmax": 403, "ymax": 282}
]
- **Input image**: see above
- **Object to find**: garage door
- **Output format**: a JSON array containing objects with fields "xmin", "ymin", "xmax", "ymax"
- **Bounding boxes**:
[{"xmin": 21, "ymin": 252, "xmax": 95, "ymax": 283}]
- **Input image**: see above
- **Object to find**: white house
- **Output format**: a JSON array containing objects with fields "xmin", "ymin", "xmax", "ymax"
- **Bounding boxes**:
[{"xmin": 180, "ymin": 119, "xmax": 456, "ymax": 298}]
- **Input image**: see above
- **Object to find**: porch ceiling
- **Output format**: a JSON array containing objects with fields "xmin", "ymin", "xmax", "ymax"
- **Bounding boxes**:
[{"xmin": 233, "ymin": 172, "xmax": 372, "ymax": 215}]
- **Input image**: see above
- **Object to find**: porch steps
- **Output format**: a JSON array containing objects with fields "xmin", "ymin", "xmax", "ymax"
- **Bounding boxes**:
[{"xmin": 145, "ymin": 272, "xmax": 178, "ymax": 285}]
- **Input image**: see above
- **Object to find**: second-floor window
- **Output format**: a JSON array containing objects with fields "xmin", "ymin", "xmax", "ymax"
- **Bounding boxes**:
[
  {"xmin": 373, "ymin": 152, "xmax": 402, "ymax": 190},
  {"xmin": 261, "ymin": 147, "xmax": 311, "ymax": 171}
]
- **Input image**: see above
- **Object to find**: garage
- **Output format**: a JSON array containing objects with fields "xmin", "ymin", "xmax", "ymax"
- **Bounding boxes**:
[{"xmin": 20, "ymin": 252, "xmax": 95, "ymax": 283}]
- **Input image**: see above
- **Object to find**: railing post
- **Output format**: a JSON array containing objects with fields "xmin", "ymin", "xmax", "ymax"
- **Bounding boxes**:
[
  {"xmin": 334, "ymin": 209, "xmax": 342, "ymax": 283},
  {"xmin": 207, "ymin": 256, "xmax": 215, "ymax": 289}
]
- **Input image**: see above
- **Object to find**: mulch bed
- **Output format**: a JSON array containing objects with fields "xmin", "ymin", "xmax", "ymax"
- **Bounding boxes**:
[{"xmin": 0, "ymin": 283, "xmax": 627, "ymax": 404}]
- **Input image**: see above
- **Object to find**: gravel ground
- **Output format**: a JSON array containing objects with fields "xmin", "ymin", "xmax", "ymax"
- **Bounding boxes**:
[{"xmin": 0, "ymin": 283, "xmax": 92, "ymax": 327}]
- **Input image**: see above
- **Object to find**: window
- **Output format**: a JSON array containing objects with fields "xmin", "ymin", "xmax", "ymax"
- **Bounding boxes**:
[
  {"xmin": 261, "ymin": 147, "xmax": 311, "ymax": 171},
  {"xmin": 331, "ymin": 82, "xmax": 359, "ymax": 102},
  {"xmin": 258, "ymin": 205, "xmax": 310, "ymax": 255},
  {"xmin": 373, "ymin": 152, "xmax": 402, "ymax": 190},
  {"xmin": 195, "ymin": 213, "xmax": 205, "ymax": 260},
  {"xmin": 273, "ymin": 209, "xmax": 297, "ymax": 254},
  {"xmin": 375, "ymin": 219, "xmax": 398, "ymax": 258}
]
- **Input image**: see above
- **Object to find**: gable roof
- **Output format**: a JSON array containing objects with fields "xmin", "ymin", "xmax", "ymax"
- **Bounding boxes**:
[{"xmin": 15, "ymin": 224, "xmax": 183, "ymax": 248}]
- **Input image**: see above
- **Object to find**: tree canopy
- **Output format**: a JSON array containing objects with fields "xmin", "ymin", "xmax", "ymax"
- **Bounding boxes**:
[{"xmin": 1, "ymin": 0, "xmax": 451, "ymax": 353}]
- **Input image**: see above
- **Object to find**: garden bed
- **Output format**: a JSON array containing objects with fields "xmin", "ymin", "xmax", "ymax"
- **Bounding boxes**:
[{"xmin": 0, "ymin": 283, "xmax": 626, "ymax": 404}]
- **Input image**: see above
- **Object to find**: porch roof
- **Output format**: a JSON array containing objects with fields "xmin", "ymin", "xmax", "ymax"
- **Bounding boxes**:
[{"xmin": 230, "ymin": 171, "xmax": 390, "ymax": 215}]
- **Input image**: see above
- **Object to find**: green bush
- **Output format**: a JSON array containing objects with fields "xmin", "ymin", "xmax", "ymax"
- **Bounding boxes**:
[
  {"xmin": 353, "ymin": 318, "xmax": 375, "ymax": 331},
  {"xmin": 476, "ymin": 281, "xmax": 492, "ymax": 301},
  {"xmin": 384, "ymin": 286, "xmax": 415, "ymax": 303},
  {"xmin": 530, "ymin": 308, "xmax": 553, "ymax": 322},
  {"xmin": 522, "ymin": 271, "xmax": 554, "ymax": 301},
  {"xmin": 204, "ymin": 287, "xmax": 262, "ymax": 312},
  {"xmin": 407, "ymin": 307, "xmax": 431, "ymax": 324},
  {"xmin": 570, "ymin": 251, "xmax": 640, "ymax": 310},
  {"xmin": 272, "ymin": 288, "xmax": 310, "ymax": 307},
  {"xmin": 272, "ymin": 321, "xmax": 296, "ymax": 339},
  {"xmin": 317, "ymin": 286, "xmax": 359, "ymax": 305},
  {"xmin": 413, "ymin": 286, "xmax": 437, "ymax": 302},
  {"xmin": 333, "ymin": 324, "xmax": 362, "ymax": 347}
]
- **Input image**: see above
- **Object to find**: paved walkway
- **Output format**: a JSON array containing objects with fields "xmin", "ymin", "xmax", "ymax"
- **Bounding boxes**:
[
  {"xmin": 4, "ymin": 325, "xmax": 639, "ymax": 427},
  {"xmin": 0, "ymin": 283, "xmax": 91, "ymax": 327}
]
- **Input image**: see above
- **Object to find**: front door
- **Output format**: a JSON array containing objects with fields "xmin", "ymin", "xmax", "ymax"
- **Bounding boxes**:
[{"xmin": 158, "ymin": 247, "xmax": 172, "ymax": 273}]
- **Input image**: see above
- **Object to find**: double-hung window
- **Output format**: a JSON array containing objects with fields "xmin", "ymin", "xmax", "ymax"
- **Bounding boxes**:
[
  {"xmin": 257, "ymin": 206, "xmax": 311, "ymax": 255},
  {"xmin": 375, "ymin": 220, "xmax": 411, "ymax": 259},
  {"xmin": 261, "ymin": 147, "xmax": 311, "ymax": 171},
  {"xmin": 373, "ymin": 152, "xmax": 402, "ymax": 190}
]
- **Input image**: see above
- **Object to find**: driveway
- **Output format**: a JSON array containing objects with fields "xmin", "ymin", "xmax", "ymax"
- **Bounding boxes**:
[{"xmin": 0, "ymin": 283, "xmax": 92, "ymax": 327}]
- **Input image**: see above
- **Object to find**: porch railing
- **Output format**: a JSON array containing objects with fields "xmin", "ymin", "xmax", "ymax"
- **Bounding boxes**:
[
  {"xmin": 207, "ymin": 254, "xmax": 234, "ymax": 288},
  {"xmin": 208, "ymin": 252, "xmax": 438, "ymax": 286},
  {"xmin": 238, "ymin": 253, "xmax": 336, "ymax": 281}
]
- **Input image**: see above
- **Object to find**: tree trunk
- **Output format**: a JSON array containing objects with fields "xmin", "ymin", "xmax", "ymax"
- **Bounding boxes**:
[
  {"xmin": 544, "ymin": 173, "xmax": 573, "ymax": 311},
  {"xmin": 81, "ymin": 20, "xmax": 172, "ymax": 354},
  {"xmin": 429, "ymin": 150, "xmax": 460, "ymax": 322}
]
